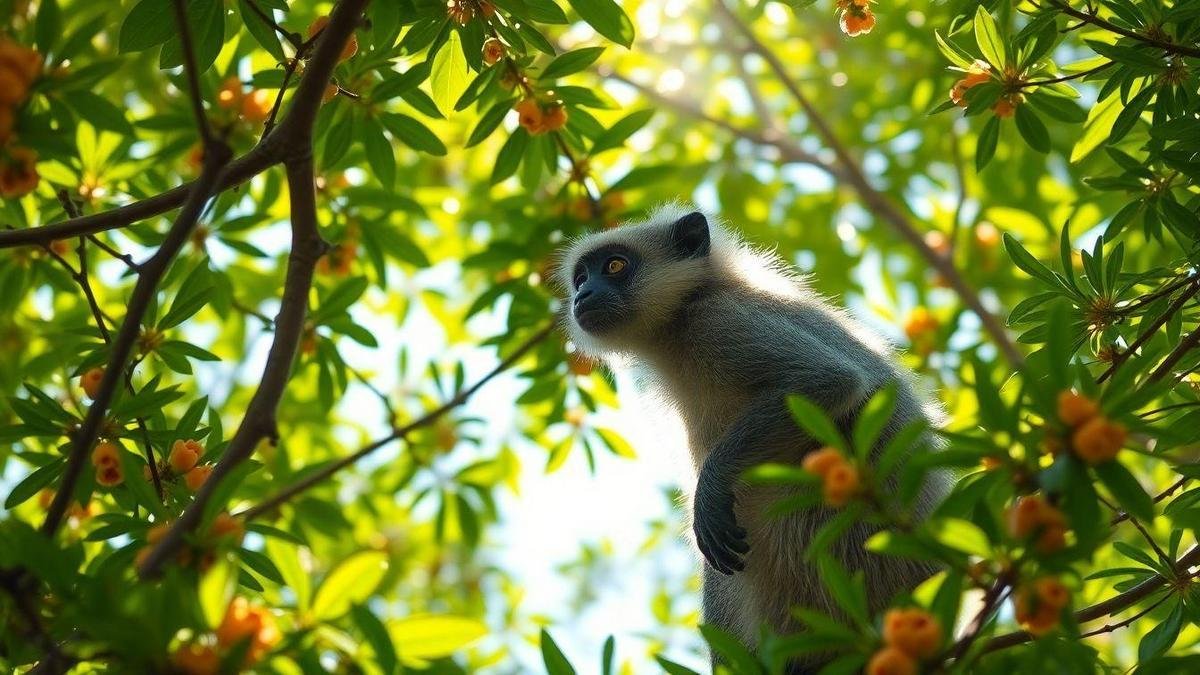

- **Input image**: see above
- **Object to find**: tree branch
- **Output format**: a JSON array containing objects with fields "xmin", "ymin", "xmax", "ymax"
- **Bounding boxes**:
[
  {"xmin": 171, "ymin": 0, "xmax": 214, "ymax": 147},
  {"xmin": 981, "ymin": 544, "xmax": 1200, "ymax": 654},
  {"xmin": 1098, "ymin": 280, "xmax": 1199, "ymax": 382},
  {"xmin": 236, "ymin": 323, "xmax": 555, "ymax": 522},
  {"xmin": 1047, "ymin": 0, "xmax": 1200, "ymax": 58},
  {"xmin": 712, "ymin": 0, "xmax": 1024, "ymax": 368},
  {"xmin": 1147, "ymin": 325, "xmax": 1200, "ymax": 384},
  {"xmin": 41, "ymin": 142, "xmax": 232, "ymax": 536},
  {"xmin": 135, "ymin": 1, "xmax": 369, "ymax": 576}
]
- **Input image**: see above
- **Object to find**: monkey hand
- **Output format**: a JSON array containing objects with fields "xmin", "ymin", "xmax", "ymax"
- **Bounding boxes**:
[{"xmin": 693, "ymin": 473, "xmax": 749, "ymax": 575}]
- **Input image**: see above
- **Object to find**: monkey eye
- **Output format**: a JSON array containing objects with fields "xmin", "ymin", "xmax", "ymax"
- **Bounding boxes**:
[{"xmin": 603, "ymin": 256, "xmax": 628, "ymax": 275}]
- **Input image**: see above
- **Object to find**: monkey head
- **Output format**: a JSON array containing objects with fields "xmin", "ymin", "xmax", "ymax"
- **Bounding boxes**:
[{"xmin": 557, "ymin": 206, "xmax": 714, "ymax": 355}]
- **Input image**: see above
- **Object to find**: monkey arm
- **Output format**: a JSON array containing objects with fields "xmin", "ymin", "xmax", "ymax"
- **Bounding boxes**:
[{"xmin": 694, "ymin": 344, "xmax": 870, "ymax": 575}]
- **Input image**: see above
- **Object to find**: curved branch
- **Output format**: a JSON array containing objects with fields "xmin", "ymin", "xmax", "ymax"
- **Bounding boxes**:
[
  {"xmin": 1047, "ymin": 0, "xmax": 1200, "ymax": 59},
  {"xmin": 981, "ymin": 545, "xmax": 1200, "ymax": 654},
  {"xmin": 237, "ymin": 323, "xmax": 555, "ymax": 522},
  {"xmin": 41, "ymin": 142, "xmax": 232, "ymax": 536},
  {"xmin": 137, "ymin": 0, "xmax": 369, "ymax": 578},
  {"xmin": 712, "ymin": 0, "xmax": 1024, "ymax": 369}
]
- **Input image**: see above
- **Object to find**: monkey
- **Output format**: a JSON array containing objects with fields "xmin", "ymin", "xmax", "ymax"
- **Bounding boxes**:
[{"xmin": 556, "ymin": 204, "xmax": 946, "ymax": 672}]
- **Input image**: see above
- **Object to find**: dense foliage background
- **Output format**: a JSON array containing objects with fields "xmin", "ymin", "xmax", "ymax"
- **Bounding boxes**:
[{"xmin": 1, "ymin": 0, "xmax": 1198, "ymax": 673}]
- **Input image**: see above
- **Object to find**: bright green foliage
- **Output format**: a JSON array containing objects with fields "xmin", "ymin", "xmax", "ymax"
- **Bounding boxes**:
[{"xmin": 1, "ymin": 0, "xmax": 1199, "ymax": 673}]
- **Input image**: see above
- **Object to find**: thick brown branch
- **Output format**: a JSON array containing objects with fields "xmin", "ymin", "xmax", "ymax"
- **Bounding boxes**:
[
  {"xmin": 236, "ymin": 323, "xmax": 555, "ymax": 522},
  {"xmin": 1147, "ymin": 325, "xmax": 1200, "ymax": 384},
  {"xmin": 1098, "ymin": 280, "xmax": 1199, "ymax": 382},
  {"xmin": 138, "ymin": 151, "xmax": 326, "ymax": 578},
  {"xmin": 713, "ymin": 0, "xmax": 1024, "ymax": 369},
  {"xmin": 41, "ymin": 143, "xmax": 232, "ymax": 536}
]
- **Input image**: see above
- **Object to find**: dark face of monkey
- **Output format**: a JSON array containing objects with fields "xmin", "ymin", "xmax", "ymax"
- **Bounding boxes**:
[
  {"xmin": 566, "ymin": 210, "xmax": 712, "ymax": 336},
  {"xmin": 570, "ymin": 244, "xmax": 641, "ymax": 333}
]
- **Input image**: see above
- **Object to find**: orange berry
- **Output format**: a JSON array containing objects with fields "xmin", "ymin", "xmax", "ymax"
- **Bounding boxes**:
[
  {"xmin": 48, "ymin": 239, "xmax": 70, "ymax": 256},
  {"xmin": 950, "ymin": 60, "xmax": 992, "ymax": 106},
  {"xmin": 567, "ymin": 352, "xmax": 593, "ymax": 376},
  {"xmin": 240, "ymin": 89, "xmax": 273, "ymax": 123},
  {"xmin": 993, "ymin": 94, "xmax": 1021, "ymax": 118},
  {"xmin": 904, "ymin": 308, "xmax": 938, "ymax": 344},
  {"xmin": 1013, "ymin": 578, "xmax": 1069, "ymax": 636},
  {"xmin": 802, "ymin": 447, "xmax": 845, "ymax": 478},
  {"xmin": 974, "ymin": 222, "xmax": 1000, "ymax": 249},
  {"xmin": 1056, "ymin": 390, "xmax": 1098, "ymax": 428},
  {"xmin": 1007, "ymin": 495, "xmax": 1067, "ymax": 554},
  {"xmin": 923, "ymin": 230, "xmax": 950, "ymax": 256},
  {"xmin": 515, "ymin": 98, "xmax": 545, "ymax": 134},
  {"xmin": 0, "ymin": 39, "xmax": 41, "ymax": 104},
  {"xmin": 823, "ymin": 462, "xmax": 860, "ymax": 507},
  {"xmin": 171, "ymin": 642, "xmax": 220, "ymax": 675},
  {"xmin": 980, "ymin": 456, "xmax": 1002, "ymax": 470},
  {"xmin": 37, "ymin": 488, "xmax": 54, "ymax": 509},
  {"xmin": 216, "ymin": 76, "xmax": 243, "ymax": 110},
  {"xmin": 482, "ymin": 37, "xmax": 505, "ymax": 66},
  {"xmin": 169, "ymin": 439, "xmax": 202, "ymax": 474},
  {"xmin": 838, "ymin": 3, "xmax": 876, "ymax": 37},
  {"xmin": 209, "ymin": 512, "xmax": 245, "ymax": 545},
  {"xmin": 91, "ymin": 441, "xmax": 120, "ymax": 468},
  {"xmin": 307, "ymin": 15, "xmax": 358, "ymax": 62},
  {"xmin": 883, "ymin": 608, "xmax": 942, "ymax": 659},
  {"xmin": 1072, "ymin": 416, "xmax": 1126, "ymax": 465},
  {"xmin": 322, "ymin": 82, "xmax": 338, "ymax": 103},
  {"xmin": 185, "ymin": 142, "xmax": 204, "ymax": 171},
  {"xmin": 0, "ymin": 145, "xmax": 38, "ymax": 197},
  {"xmin": 96, "ymin": 463, "xmax": 123, "ymax": 487},
  {"xmin": 185, "ymin": 464, "xmax": 213, "ymax": 491},
  {"xmin": 216, "ymin": 598, "xmax": 280, "ymax": 663},
  {"xmin": 542, "ymin": 103, "xmax": 568, "ymax": 131},
  {"xmin": 867, "ymin": 646, "xmax": 917, "ymax": 675}
]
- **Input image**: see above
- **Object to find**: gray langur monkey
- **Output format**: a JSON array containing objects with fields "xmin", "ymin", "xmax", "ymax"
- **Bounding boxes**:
[{"xmin": 556, "ymin": 204, "xmax": 946, "ymax": 671}]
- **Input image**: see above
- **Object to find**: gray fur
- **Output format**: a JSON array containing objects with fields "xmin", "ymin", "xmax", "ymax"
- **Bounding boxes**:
[{"xmin": 557, "ymin": 204, "xmax": 945, "ymax": 668}]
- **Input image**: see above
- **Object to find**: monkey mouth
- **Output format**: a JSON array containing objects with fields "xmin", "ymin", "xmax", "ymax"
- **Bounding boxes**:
[{"xmin": 574, "ymin": 306, "xmax": 617, "ymax": 333}]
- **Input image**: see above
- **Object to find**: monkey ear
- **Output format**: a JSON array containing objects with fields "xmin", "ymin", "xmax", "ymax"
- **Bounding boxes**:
[{"xmin": 669, "ymin": 211, "xmax": 710, "ymax": 258}]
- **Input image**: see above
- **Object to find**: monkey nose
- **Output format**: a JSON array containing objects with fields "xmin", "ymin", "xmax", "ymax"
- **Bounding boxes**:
[{"xmin": 573, "ymin": 289, "xmax": 594, "ymax": 308}]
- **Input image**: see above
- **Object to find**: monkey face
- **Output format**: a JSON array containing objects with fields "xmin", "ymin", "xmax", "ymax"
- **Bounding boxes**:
[{"xmin": 569, "ymin": 244, "xmax": 640, "ymax": 334}]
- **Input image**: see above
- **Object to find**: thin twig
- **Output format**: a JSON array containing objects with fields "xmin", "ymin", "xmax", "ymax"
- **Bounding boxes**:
[
  {"xmin": 712, "ymin": 0, "xmax": 1024, "ymax": 368},
  {"xmin": 1047, "ymin": 0, "xmax": 1200, "ymax": 58},
  {"xmin": 236, "ymin": 323, "xmax": 555, "ymax": 522},
  {"xmin": 1078, "ymin": 588, "xmax": 1171, "ymax": 639},
  {"xmin": 242, "ymin": 0, "xmax": 303, "ymax": 50},
  {"xmin": 1147, "ymin": 325, "xmax": 1200, "ymax": 383},
  {"xmin": 1098, "ymin": 280, "xmax": 1200, "ymax": 382},
  {"xmin": 1017, "ymin": 61, "xmax": 1115, "ymax": 88},
  {"xmin": 171, "ymin": 0, "xmax": 214, "ymax": 147}
]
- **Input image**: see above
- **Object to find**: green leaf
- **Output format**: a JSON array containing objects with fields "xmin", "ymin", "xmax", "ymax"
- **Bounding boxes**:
[
  {"xmin": 927, "ymin": 518, "xmax": 992, "ymax": 557},
  {"xmin": 362, "ymin": 117, "xmax": 396, "ymax": 189},
  {"xmin": 466, "ymin": 98, "xmax": 516, "ymax": 147},
  {"xmin": 699, "ymin": 624, "xmax": 762, "ymax": 674},
  {"xmin": 976, "ymin": 115, "xmax": 999, "ymax": 171},
  {"xmin": 1095, "ymin": 460, "xmax": 1154, "ymax": 523},
  {"xmin": 973, "ymin": 7, "xmax": 1006, "ymax": 68},
  {"xmin": 1014, "ymin": 106, "xmax": 1050, "ymax": 153},
  {"xmin": 540, "ymin": 46, "xmax": 606, "ymax": 80},
  {"xmin": 655, "ymin": 656, "xmax": 701, "ymax": 675},
  {"xmin": 1071, "ymin": 94, "xmax": 1121, "ymax": 162},
  {"xmin": 239, "ymin": 0, "xmax": 287, "ymax": 62},
  {"xmin": 265, "ymin": 539, "xmax": 310, "ymax": 612},
  {"xmin": 491, "ymin": 128, "xmax": 529, "ymax": 184},
  {"xmin": 158, "ymin": 0, "xmax": 224, "ymax": 73},
  {"xmin": 541, "ymin": 629, "xmax": 577, "ymax": 675},
  {"xmin": 388, "ymin": 614, "xmax": 488, "ymax": 660},
  {"xmin": 4, "ymin": 458, "xmax": 64, "ymax": 509},
  {"xmin": 852, "ymin": 382, "xmax": 896, "ymax": 459},
  {"xmin": 1002, "ymin": 232, "xmax": 1057, "ymax": 285},
  {"xmin": 310, "ymin": 551, "xmax": 389, "ymax": 621},
  {"xmin": 1138, "ymin": 600, "xmax": 1183, "ymax": 661},
  {"xmin": 380, "ymin": 113, "xmax": 447, "ymax": 156},
  {"xmin": 119, "ymin": 0, "xmax": 175, "ymax": 53},
  {"xmin": 591, "ymin": 108, "xmax": 655, "ymax": 154},
  {"xmin": 565, "ymin": 0, "xmax": 635, "ymax": 48},
  {"xmin": 430, "ymin": 31, "xmax": 470, "ymax": 115},
  {"xmin": 34, "ymin": 0, "xmax": 61, "ymax": 54},
  {"xmin": 351, "ymin": 604, "xmax": 398, "ymax": 675},
  {"xmin": 199, "ymin": 553, "xmax": 237, "ymax": 629},
  {"xmin": 786, "ymin": 394, "xmax": 846, "ymax": 452}
]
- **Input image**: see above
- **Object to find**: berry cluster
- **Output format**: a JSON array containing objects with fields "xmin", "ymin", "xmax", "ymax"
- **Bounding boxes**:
[{"xmin": 0, "ymin": 37, "xmax": 42, "ymax": 197}]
